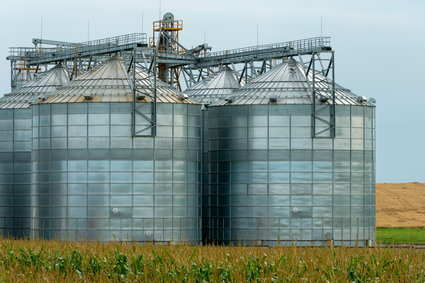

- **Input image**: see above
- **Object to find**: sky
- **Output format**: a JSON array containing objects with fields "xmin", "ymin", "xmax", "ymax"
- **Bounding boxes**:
[{"xmin": 0, "ymin": 0, "xmax": 424, "ymax": 183}]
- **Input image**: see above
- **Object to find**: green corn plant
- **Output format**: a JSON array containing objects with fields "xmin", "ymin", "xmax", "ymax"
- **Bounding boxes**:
[
  {"xmin": 112, "ymin": 252, "xmax": 129, "ymax": 280},
  {"xmin": 86, "ymin": 254, "xmax": 102, "ymax": 276},
  {"xmin": 53, "ymin": 256, "xmax": 67, "ymax": 276},
  {"xmin": 130, "ymin": 254, "xmax": 144, "ymax": 277},
  {"xmin": 0, "ymin": 239, "xmax": 424, "ymax": 282},
  {"xmin": 68, "ymin": 250, "xmax": 83, "ymax": 278}
]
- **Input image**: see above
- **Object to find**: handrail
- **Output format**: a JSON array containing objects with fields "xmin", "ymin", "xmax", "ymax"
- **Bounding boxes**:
[
  {"xmin": 8, "ymin": 33, "xmax": 147, "ymax": 63},
  {"xmin": 202, "ymin": 36, "xmax": 330, "ymax": 58}
]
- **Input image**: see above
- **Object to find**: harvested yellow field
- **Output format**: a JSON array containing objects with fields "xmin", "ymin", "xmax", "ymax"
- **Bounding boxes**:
[{"xmin": 376, "ymin": 183, "xmax": 425, "ymax": 228}]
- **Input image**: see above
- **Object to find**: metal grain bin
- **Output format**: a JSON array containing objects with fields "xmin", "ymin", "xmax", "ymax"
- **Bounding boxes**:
[
  {"xmin": 31, "ymin": 56, "xmax": 202, "ymax": 243},
  {"xmin": 206, "ymin": 58, "xmax": 375, "ymax": 246},
  {"xmin": 0, "ymin": 64, "xmax": 69, "ymax": 238},
  {"xmin": 184, "ymin": 67, "xmax": 240, "ymax": 242}
]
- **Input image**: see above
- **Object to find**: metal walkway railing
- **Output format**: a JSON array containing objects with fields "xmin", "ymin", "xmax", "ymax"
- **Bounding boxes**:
[
  {"xmin": 206, "ymin": 37, "xmax": 330, "ymax": 58},
  {"xmin": 8, "ymin": 33, "xmax": 148, "ymax": 65},
  {"xmin": 193, "ymin": 36, "xmax": 332, "ymax": 68}
]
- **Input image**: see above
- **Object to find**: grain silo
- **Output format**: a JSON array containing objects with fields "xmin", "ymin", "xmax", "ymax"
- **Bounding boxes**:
[
  {"xmin": 206, "ymin": 58, "xmax": 375, "ymax": 246},
  {"xmin": 4, "ymin": 22, "xmax": 374, "ymax": 247},
  {"xmin": 184, "ymin": 67, "xmax": 240, "ymax": 242},
  {"xmin": 31, "ymin": 56, "xmax": 202, "ymax": 243},
  {"xmin": 0, "ymin": 64, "xmax": 69, "ymax": 238}
]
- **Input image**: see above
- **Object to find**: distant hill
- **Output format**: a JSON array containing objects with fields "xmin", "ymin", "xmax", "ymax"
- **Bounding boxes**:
[{"xmin": 376, "ymin": 183, "xmax": 425, "ymax": 228}]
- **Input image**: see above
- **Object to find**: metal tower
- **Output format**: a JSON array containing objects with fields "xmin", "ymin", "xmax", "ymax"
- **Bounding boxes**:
[{"xmin": 150, "ymin": 13, "xmax": 184, "ymax": 90}]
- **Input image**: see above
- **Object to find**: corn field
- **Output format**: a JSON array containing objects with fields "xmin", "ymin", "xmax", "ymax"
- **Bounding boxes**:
[{"xmin": 0, "ymin": 239, "xmax": 424, "ymax": 282}]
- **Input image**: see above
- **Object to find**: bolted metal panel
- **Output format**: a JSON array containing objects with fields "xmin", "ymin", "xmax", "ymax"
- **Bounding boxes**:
[
  {"xmin": 0, "ymin": 108, "xmax": 32, "ymax": 238},
  {"xmin": 29, "ymin": 56, "xmax": 202, "ymax": 242},
  {"xmin": 31, "ymin": 102, "xmax": 202, "ymax": 242},
  {"xmin": 204, "ymin": 57, "xmax": 376, "ymax": 246},
  {"xmin": 0, "ymin": 64, "xmax": 69, "ymax": 238},
  {"xmin": 206, "ymin": 64, "xmax": 376, "ymax": 246},
  {"xmin": 184, "ymin": 67, "xmax": 241, "ymax": 242}
]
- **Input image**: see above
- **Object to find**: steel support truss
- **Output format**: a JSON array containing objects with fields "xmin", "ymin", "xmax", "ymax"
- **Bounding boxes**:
[
  {"xmin": 178, "ymin": 37, "xmax": 331, "ymax": 88},
  {"xmin": 180, "ymin": 59, "xmax": 278, "ymax": 88},
  {"xmin": 7, "ymin": 34, "xmax": 335, "ymax": 139}
]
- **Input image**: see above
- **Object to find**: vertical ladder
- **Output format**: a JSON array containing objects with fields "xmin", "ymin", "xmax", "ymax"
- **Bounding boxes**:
[
  {"xmin": 130, "ymin": 47, "xmax": 157, "ymax": 137},
  {"xmin": 308, "ymin": 51, "xmax": 335, "ymax": 138}
]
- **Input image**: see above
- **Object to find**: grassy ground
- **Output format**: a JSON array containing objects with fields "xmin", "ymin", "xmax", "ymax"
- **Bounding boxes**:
[
  {"xmin": 376, "ymin": 228, "xmax": 425, "ymax": 244},
  {"xmin": 0, "ymin": 239, "xmax": 424, "ymax": 282}
]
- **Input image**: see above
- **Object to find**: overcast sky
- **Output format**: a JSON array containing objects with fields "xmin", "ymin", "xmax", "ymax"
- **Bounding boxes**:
[{"xmin": 0, "ymin": 0, "xmax": 424, "ymax": 183}]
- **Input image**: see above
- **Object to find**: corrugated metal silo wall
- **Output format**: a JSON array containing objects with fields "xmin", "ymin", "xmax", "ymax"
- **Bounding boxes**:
[
  {"xmin": 206, "ymin": 104, "xmax": 375, "ymax": 246},
  {"xmin": 0, "ymin": 108, "xmax": 32, "ymax": 238},
  {"xmin": 31, "ymin": 102, "xmax": 202, "ymax": 243},
  {"xmin": 201, "ymin": 108, "xmax": 209, "ymax": 242}
]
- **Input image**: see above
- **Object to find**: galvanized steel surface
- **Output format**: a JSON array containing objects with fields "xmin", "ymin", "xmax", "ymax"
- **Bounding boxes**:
[
  {"xmin": 38, "ymin": 57, "xmax": 196, "ymax": 104},
  {"xmin": 38, "ymin": 94, "xmax": 197, "ymax": 104},
  {"xmin": 205, "ymin": 104, "xmax": 375, "ymax": 246},
  {"xmin": 0, "ymin": 64, "xmax": 69, "ymax": 238},
  {"xmin": 184, "ymin": 67, "xmax": 240, "ymax": 104},
  {"xmin": 31, "ymin": 102, "xmax": 202, "ymax": 242},
  {"xmin": 212, "ymin": 59, "xmax": 372, "ymax": 106},
  {"xmin": 0, "ymin": 41, "xmax": 376, "ymax": 246},
  {"xmin": 0, "ymin": 108, "xmax": 32, "ymax": 238},
  {"xmin": 30, "ymin": 56, "xmax": 202, "ymax": 242},
  {"xmin": 0, "ymin": 64, "xmax": 69, "ymax": 109}
]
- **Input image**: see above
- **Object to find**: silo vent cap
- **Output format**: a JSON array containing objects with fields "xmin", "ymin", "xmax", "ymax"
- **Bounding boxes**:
[
  {"xmin": 225, "ymin": 96, "xmax": 235, "ymax": 103},
  {"xmin": 319, "ymin": 95, "xmax": 329, "ymax": 103},
  {"xmin": 356, "ymin": 96, "xmax": 368, "ymax": 103},
  {"xmin": 178, "ymin": 93, "xmax": 188, "ymax": 100},
  {"xmin": 37, "ymin": 95, "xmax": 46, "ymax": 101},
  {"xmin": 29, "ymin": 97, "xmax": 38, "ymax": 104},
  {"xmin": 368, "ymin": 98, "xmax": 377, "ymax": 105}
]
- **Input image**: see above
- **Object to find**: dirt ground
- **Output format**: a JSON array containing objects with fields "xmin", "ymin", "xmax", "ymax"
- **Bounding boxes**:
[{"xmin": 376, "ymin": 183, "xmax": 425, "ymax": 228}]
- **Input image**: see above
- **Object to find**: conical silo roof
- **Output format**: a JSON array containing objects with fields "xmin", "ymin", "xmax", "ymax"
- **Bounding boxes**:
[
  {"xmin": 135, "ymin": 66, "xmax": 188, "ymax": 97},
  {"xmin": 213, "ymin": 58, "xmax": 371, "ymax": 106},
  {"xmin": 0, "ymin": 63, "xmax": 69, "ymax": 109},
  {"xmin": 54, "ymin": 56, "xmax": 133, "ymax": 97},
  {"xmin": 184, "ymin": 67, "xmax": 240, "ymax": 104},
  {"xmin": 40, "ymin": 55, "xmax": 196, "ymax": 104}
]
